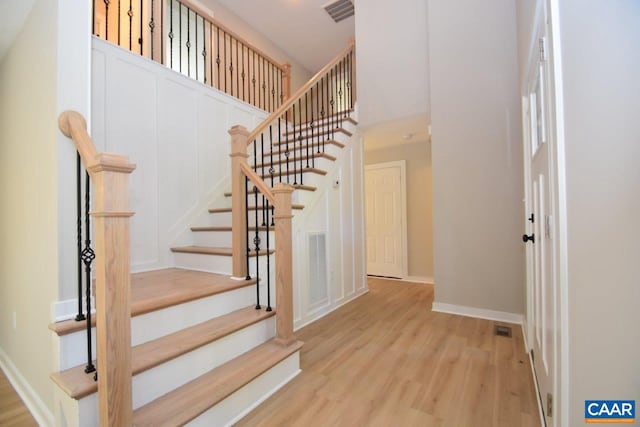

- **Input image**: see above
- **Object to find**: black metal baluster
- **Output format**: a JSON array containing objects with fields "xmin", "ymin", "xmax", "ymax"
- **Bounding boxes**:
[
  {"xmin": 252, "ymin": 50, "xmax": 256, "ymax": 107},
  {"xmin": 82, "ymin": 172, "xmax": 96, "ymax": 376},
  {"xmin": 270, "ymin": 63, "xmax": 275, "ymax": 113},
  {"xmin": 117, "ymin": 0, "xmax": 120, "ymax": 44},
  {"xmin": 277, "ymin": 117, "xmax": 282, "ymax": 183},
  {"xmin": 253, "ymin": 185, "xmax": 260, "ymax": 310},
  {"xmin": 260, "ymin": 134, "xmax": 266, "ymax": 227},
  {"xmin": 209, "ymin": 23, "xmax": 213, "ymax": 86},
  {"xmin": 168, "ymin": 0, "xmax": 173, "ymax": 68},
  {"xmin": 75, "ymin": 155, "xmax": 85, "ymax": 322},
  {"xmin": 330, "ymin": 67, "xmax": 335, "ymax": 140},
  {"xmin": 265, "ymin": 201, "xmax": 272, "ymax": 312},
  {"xmin": 285, "ymin": 110, "xmax": 290, "ymax": 184},
  {"xmin": 316, "ymin": 81, "xmax": 321, "ymax": 154},
  {"xmin": 139, "ymin": 0, "xmax": 143, "ymax": 55},
  {"xmin": 186, "ymin": 7, "xmax": 191, "ymax": 77},
  {"xmin": 310, "ymin": 87, "xmax": 315, "ymax": 168},
  {"xmin": 236, "ymin": 38, "xmax": 239, "ymax": 99},
  {"xmin": 305, "ymin": 93, "xmax": 310, "ymax": 168},
  {"xmin": 178, "ymin": 3, "xmax": 182, "ymax": 73},
  {"xmin": 262, "ymin": 57, "xmax": 266, "ymax": 111},
  {"xmin": 149, "ymin": 0, "xmax": 155, "ymax": 60},
  {"xmin": 195, "ymin": 12, "xmax": 198, "ymax": 81},
  {"xmin": 223, "ymin": 31, "xmax": 228, "ymax": 93},
  {"xmin": 269, "ymin": 125, "xmax": 275, "ymax": 188},
  {"xmin": 349, "ymin": 51, "xmax": 353, "ymax": 110},
  {"xmin": 160, "ymin": 0, "xmax": 164, "ymax": 64},
  {"xmin": 338, "ymin": 58, "xmax": 343, "ymax": 123},
  {"xmin": 201, "ymin": 16, "xmax": 206, "ymax": 84},
  {"xmin": 128, "ymin": 0, "xmax": 133, "ymax": 50},
  {"xmin": 229, "ymin": 35, "xmax": 234, "ymax": 97},
  {"xmin": 245, "ymin": 175, "xmax": 251, "ymax": 280},
  {"xmin": 298, "ymin": 98, "xmax": 304, "ymax": 185},
  {"xmin": 292, "ymin": 104, "xmax": 297, "ymax": 185},
  {"xmin": 241, "ymin": 43, "xmax": 246, "ymax": 102},
  {"xmin": 216, "ymin": 27, "xmax": 220, "ymax": 89},
  {"xmin": 321, "ymin": 76, "xmax": 326, "ymax": 153}
]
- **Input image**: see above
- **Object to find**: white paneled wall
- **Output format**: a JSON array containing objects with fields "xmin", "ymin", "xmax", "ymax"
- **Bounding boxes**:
[
  {"xmin": 91, "ymin": 37, "xmax": 267, "ymax": 274},
  {"xmin": 89, "ymin": 36, "xmax": 367, "ymax": 328}
]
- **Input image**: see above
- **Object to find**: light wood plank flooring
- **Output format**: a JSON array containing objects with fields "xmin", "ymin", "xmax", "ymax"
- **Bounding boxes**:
[
  {"xmin": 0, "ymin": 369, "xmax": 37, "ymax": 427},
  {"xmin": 236, "ymin": 277, "xmax": 540, "ymax": 427}
]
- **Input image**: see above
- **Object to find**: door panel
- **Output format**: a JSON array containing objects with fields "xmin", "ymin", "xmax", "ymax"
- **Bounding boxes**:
[{"xmin": 365, "ymin": 162, "xmax": 406, "ymax": 278}]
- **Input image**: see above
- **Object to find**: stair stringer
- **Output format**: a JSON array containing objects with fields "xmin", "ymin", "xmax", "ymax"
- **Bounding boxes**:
[{"xmin": 285, "ymin": 124, "xmax": 369, "ymax": 331}]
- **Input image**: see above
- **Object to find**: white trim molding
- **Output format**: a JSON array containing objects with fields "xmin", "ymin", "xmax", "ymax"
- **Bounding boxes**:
[
  {"xmin": 0, "ymin": 348, "xmax": 54, "ymax": 426},
  {"xmin": 432, "ymin": 302, "xmax": 524, "ymax": 324}
]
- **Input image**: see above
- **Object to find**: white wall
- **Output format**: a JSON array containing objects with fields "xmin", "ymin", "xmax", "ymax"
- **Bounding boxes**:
[
  {"xmin": 292, "ymin": 135, "xmax": 368, "ymax": 329},
  {"xmin": 199, "ymin": 0, "xmax": 313, "ymax": 92},
  {"xmin": 89, "ymin": 37, "xmax": 268, "ymax": 283},
  {"xmin": 354, "ymin": 0, "xmax": 430, "ymax": 129},
  {"xmin": 429, "ymin": 0, "xmax": 525, "ymax": 316},
  {"xmin": 557, "ymin": 1, "xmax": 640, "ymax": 423},
  {"xmin": 0, "ymin": 0, "xmax": 59, "ymax": 424}
]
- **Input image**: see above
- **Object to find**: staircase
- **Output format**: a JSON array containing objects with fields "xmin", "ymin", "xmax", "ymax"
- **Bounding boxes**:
[{"xmin": 51, "ymin": 41, "xmax": 356, "ymax": 426}]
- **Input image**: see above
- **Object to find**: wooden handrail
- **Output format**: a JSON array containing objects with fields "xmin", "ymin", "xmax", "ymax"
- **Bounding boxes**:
[
  {"xmin": 58, "ymin": 111, "xmax": 136, "ymax": 427},
  {"xmin": 177, "ymin": 0, "xmax": 286, "ymax": 72},
  {"xmin": 245, "ymin": 40, "xmax": 356, "ymax": 144},
  {"xmin": 240, "ymin": 163, "xmax": 276, "ymax": 205}
]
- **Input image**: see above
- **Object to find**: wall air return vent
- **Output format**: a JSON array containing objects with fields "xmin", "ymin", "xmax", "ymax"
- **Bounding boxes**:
[{"xmin": 323, "ymin": 0, "xmax": 354, "ymax": 23}]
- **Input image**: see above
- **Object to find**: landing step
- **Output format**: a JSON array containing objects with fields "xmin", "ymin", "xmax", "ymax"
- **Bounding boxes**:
[
  {"xmin": 132, "ymin": 339, "xmax": 303, "ymax": 426},
  {"xmin": 261, "ymin": 167, "xmax": 327, "ymax": 180},
  {"xmin": 170, "ymin": 246, "xmax": 274, "ymax": 256},
  {"xmin": 255, "ymin": 152, "xmax": 336, "ymax": 168},
  {"xmin": 50, "ymin": 306, "xmax": 275, "ymax": 400},
  {"xmin": 208, "ymin": 205, "xmax": 304, "ymax": 213},
  {"xmin": 49, "ymin": 269, "xmax": 256, "ymax": 336},
  {"xmin": 224, "ymin": 184, "xmax": 316, "ymax": 198}
]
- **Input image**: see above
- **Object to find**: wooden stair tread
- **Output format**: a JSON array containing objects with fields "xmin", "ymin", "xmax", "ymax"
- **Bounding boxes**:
[
  {"xmin": 283, "ymin": 127, "xmax": 352, "ymax": 139},
  {"xmin": 261, "ymin": 167, "xmax": 327, "ymax": 179},
  {"xmin": 224, "ymin": 184, "xmax": 315, "ymax": 198},
  {"xmin": 49, "ymin": 269, "xmax": 255, "ymax": 336},
  {"xmin": 191, "ymin": 226, "xmax": 270, "ymax": 232},
  {"xmin": 273, "ymin": 127, "xmax": 353, "ymax": 146},
  {"xmin": 208, "ymin": 204, "xmax": 304, "ymax": 213},
  {"xmin": 270, "ymin": 138, "xmax": 346, "ymax": 150},
  {"xmin": 50, "ymin": 307, "xmax": 276, "ymax": 400},
  {"xmin": 132, "ymin": 339, "xmax": 303, "ymax": 426},
  {"xmin": 171, "ymin": 246, "xmax": 274, "ymax": 256},
  {"xmin": 255, "ymin": 152, "xmax": 336, "ymax": 168}
]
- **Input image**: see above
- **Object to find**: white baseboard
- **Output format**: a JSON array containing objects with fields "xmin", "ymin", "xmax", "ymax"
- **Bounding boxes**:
[
  {"xmin": 52, "ymin": 297, "xmax": 95, "ymax": 322},
  {"xmin": 0, "ymin": 347, "xmax": 54, "ymax": 427},
  {"xmin": 431, "ymin": 302, "xmax": 524, "ymax": 324}
]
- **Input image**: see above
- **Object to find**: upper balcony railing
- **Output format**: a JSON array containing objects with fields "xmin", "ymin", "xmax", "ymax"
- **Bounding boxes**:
[{"xmin": 92, "ymin": 0, "xmax": 291, "ymax": 113}]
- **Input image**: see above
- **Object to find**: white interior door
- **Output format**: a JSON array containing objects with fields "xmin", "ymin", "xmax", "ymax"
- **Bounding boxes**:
[
  {"xmin": 523, "ymin": 5, "xmax": 557, "ymax": 425},
  {"xmin": 365, "ymin": 161, "xmax": 407, "ymax": 278}
]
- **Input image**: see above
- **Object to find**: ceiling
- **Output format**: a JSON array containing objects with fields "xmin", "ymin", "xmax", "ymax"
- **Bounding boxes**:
[
  {"xmin": 210, "ymin": 0, "xmax": 354, "ymax": 72},
  {"xmin": 363, "ymin": 113, "xmax": 430, "ymax": 151},
  {"xmin": 0, "ymin": 0, "xmax": 36, "ymax": 62}
]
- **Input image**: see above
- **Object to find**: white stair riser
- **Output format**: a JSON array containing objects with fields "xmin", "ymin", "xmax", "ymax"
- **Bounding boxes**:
[
  {"xmin": 192, "ymin": 230, "xmax": 273, "ymax": 248},
  {"xmin": 255, "ymin": 155, "xmax": 336, "ymax": 173},
  {"xmin": 187, "ymin": 351, "xmax": 301, "ymax": 427},
  {"xmin": 173, "ymin": 251, "xmax": 272, "ymax": 278},
  {"xmin": 132, "ymin": 317, "xmax": 276, "ymax": 409},
  {"xmin": 56, "ymin": 285, "xmax": 256, "ymax": 371}
]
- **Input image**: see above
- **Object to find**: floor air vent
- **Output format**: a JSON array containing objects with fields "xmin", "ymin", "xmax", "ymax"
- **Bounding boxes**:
[
  {"xmin": 495, "ymin": 325, "xmax": 512, "ymax": 337},
  {"xmin": 323, "ymin": 0, "xmax": 354, "ymax": 23}
]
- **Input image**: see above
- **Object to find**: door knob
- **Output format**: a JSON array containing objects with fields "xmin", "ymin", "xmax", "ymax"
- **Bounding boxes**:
[{"xmin": 522, "ymin": 234, "xmax": 535, "ymax": 243}]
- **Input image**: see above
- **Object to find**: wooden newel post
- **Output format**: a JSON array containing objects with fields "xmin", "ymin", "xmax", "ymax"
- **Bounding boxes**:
[
  {"xmin": 282, "ymin": 63, "xmax": 291, "ymax": 104},
  {"xmin": 87, "ymin": 153, "xmax": 136, "ymax": 427},
  {"xmin": 273, "ymin": 182, "xmax": 296, "ymax": 346},
  {"xmin": 229, "ymin": 125, "xmax": 250, "ymax": 279}
]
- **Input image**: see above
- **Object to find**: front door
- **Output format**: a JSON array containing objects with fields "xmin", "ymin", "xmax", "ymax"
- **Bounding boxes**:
[
  {"xmin": 365, "ymin": 161, "xmax": 407, "ymax": 278},
  {"xmin": 523, "ymin": 5, "xmax": 557, "ymax": 425}
]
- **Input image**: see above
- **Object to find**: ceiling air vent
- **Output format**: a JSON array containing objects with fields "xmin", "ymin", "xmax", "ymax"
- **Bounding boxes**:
[{"xmin": 323, "ymin": 0, "xmax": 354, "ymax": 23}]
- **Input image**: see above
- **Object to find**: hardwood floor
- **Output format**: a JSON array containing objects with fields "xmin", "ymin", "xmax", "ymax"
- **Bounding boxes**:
[
  {"xmin": 0, "ymin": 369, "xmax": 37, "ymax": 427},
  {"xmin": 236, "ymin": 277, "xmax": 540, "ymax": 427}
]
